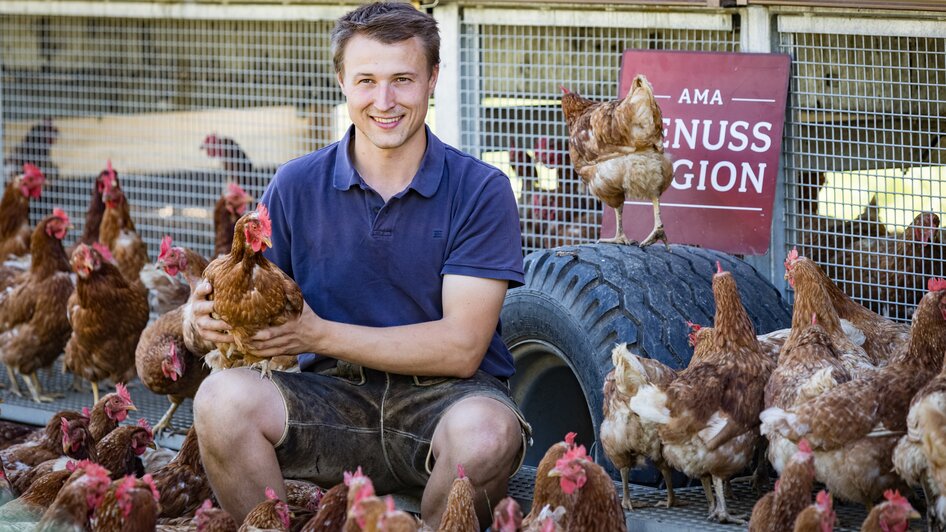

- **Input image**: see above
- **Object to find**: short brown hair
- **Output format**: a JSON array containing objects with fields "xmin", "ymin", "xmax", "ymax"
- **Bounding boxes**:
[{"xmin": 331, "ymin": 1, "xmax": 440, "ymax": 74}]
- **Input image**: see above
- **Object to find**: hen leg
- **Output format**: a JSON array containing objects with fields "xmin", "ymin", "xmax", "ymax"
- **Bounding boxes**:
[
  {"xmin": 701, "ymin": 476, "xmax": 716, "ymax": 514},
  {"xmin": 640, "ymin": 198, "xmax": 669, "ymax": 249},
  {"xmin": 29, "ymin": 373, "xmax": 62, "ymax": 399},
  {"xmin": 598, "ymin": 206, "xmax": 635, "ymax": 245},
  {"xmin": 619, "ymin": 467, "xmax": 648, "ymax": 510},
  {"xmin": 707, "ymin": 476, "xmax": 747, "ymax": 524},
  {"xmin": 153, "ymin": 398, "xmax": 182, "ymax": 436},
  {"xmin": 655, "ymin": 465, "xmax": 686, "ymax": 508},
  {"xmin": 4, "ymin": 365, "xmax": 23, "ymax": 398},
  {"xmin": 23, "ymin": 373, "xmax": 54, "ymax": 403}
]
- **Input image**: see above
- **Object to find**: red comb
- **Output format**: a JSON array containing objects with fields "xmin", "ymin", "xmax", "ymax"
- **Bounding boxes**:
[
  {"xmin": 159, "ymin": 235, "xmax": 173, "ymax": 259},
  {"xmin": 798, "ymin": 439, "xmax": 813, "ymax": 454},
  {"xmin": 228, "ymin": 182, "xmax": 246, "ymax": 195},
  {"xmin": 816, "ymin": 490, "xmax": 832, "ymax": 511},
  {"xmin": 256, "ymin": 203, "xmax": 271, "ymax": 234},
  {"xmin": 66, "ymin": 460, "xmax": 78, "ymax": 472},
  {"xmin": 560, "ymin": 85, "xmax": 570, "ymax": 94},
  {"xmin": 52, "ymin": 208, "xmax": 69, "ymax": 224},
  {"xmin": 91, "ymin": 242, "xmax": 115, "ymax": 263},
  {"xmin": 928, "ymin": 278, "xmax": 946, "ymax": 292},
  {"xmin": 811, "ymin": 313, "xmax": 818, "ymax": 325},
  {"xmin": 686, "ymin": 321, "xmax": 702, "ymax": 332},
  {"xmin": 23, "ymin": 163, "xmax": 43, "ymax": 178},
  {"xmin": 60, "ymin": 417, "xmax": 70, "ymax": 433},
  {"xmin": 343, "ymin": 466, "xmax": 365, "ymax": 486},
  {"xmin": 883, "ymin": 489, "xmax": 909, "ymax": 506},
  {"xmin": 200, "ymin": 499, "xmax": 213, "ymax": 512},
  {"xmin": 564, "ymin": 432, "xmax": 577, "ymax": 446},
  {"xmin": 716, "ymin": 261, "xmax": 724, "ymax": 274},
  {"xmin": 265, "ymin": 486, "xmax": 278, "ymax": 501},
  {"xmin": 115, "ymin": 382, "xmax": 132, "ymax": 404},
  {"xmin": 457, "ymin": 464, "xmax": 466, "ymax": 479},
  {"xmin": 137, "ymin": 417, "xmax": 153, "ymax": 434},
  {"xmin": 385, "ymin": 495, "xmax": 396, "ymax": 513},
  {"xmin": 81, "ymin": 407, "xmax": 90, "ymax": 419}
]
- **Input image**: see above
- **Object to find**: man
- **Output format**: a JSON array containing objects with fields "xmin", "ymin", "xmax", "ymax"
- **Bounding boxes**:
[{"xmin": 186, "ymin": 2, "xmax": 529, "ymax": 528}]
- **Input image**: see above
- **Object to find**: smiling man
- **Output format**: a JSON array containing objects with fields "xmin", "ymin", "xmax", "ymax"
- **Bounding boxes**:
[{"xmin": 186, "ymin": 2, "xmax": 530, "ymax": 528}]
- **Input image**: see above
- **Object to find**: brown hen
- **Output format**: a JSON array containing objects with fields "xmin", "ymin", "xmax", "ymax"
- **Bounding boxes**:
[
  {"xmin": 214, "ymin": 182, "xmax": 253, "ymax": 258},
  {"xmin": 0, "ymin": 209, "xmax": 74, "ymax": 403},
  {"xmin": 152, "ymin": 426, "xmax": 212, "ymax": 519},
  {"xmin": 792, "ymin": 490, "xmax": 836, "ymax": 532},
  {"xmin": 239, "ymin": 486, "xmax": 291, "ymax": 532},
  {"xmin": 561, "ymin": 75, "xmax": 673, "ymax": 247},
  {"xmin": 436, "ymin": 464, "xmax": 479, "ymax": 532},
  {"xmin": 93, "ymin": 473, "xmax": 161, "ymax": 531},
  {"xmin": 0, "ymin": 163, "xmax": 44, "ymax": 260},
  {"xmin": 542, "ymin": 442, "xmax": 624, "ymax": 531},
  {"xmin": 98, "ymin": 166, "xmax": 149, "ymax": 286},
  {"xmin": 786, "ymin": 247, "xmax": 910, "ymax": 366},
  {"xmin": 761, "ymin": 278, "xmax": 946, "ymax": 506},
  {"xmin": 35, "ymin": 462, "xmax": 112, "ymax": 532},
  {"xmin": 65, "ymin": 243, "xmax": 149, "ymax": 404},
  {"xmin": 202, "ymin": 203, "xmax": 303, "ymax": 377},
  {"xmin": 748, "ymin": 440, "xmax": 816, "ymax": 532},
  {"xmin": 96, "ymin": 418, "xmax": 155, "ymax": 480},
  {"xmin": 602, "ymin": 343, "xmax": 679, "ymax": 509},
  {"xmin": 828, "ymin": 211, "xmax": 940, "ymax": 320}
]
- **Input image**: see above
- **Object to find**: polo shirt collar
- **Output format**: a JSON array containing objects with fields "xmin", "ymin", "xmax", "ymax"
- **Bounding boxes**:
[{"xmin": 332, "ymin": 125, "xmax": 444, "ymax": 198}]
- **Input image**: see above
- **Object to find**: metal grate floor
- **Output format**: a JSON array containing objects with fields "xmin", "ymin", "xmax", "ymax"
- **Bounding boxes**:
[{"xmin": 0, "ymin": 360, "xmax": 926, "ymax": 531}]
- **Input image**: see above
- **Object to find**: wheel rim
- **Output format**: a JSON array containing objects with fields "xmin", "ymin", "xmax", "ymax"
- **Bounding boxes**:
[{"xmin": 509, "ymin": 339, "xmax": 595, "ymax": 467}]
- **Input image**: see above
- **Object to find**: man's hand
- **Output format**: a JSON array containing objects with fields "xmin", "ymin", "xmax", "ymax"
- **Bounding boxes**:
[
  {"xmin": 244, "ymin": 302, "xmax": 320, "ymax": 359},
  {"xmin": 186, "ymin": 281, "xmax": 234, "ymax": 345}
]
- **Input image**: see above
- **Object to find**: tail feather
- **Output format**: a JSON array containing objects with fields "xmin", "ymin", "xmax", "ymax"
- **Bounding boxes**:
[
  {"xmin": 760, "ymin": 407, "xmax": 808, "ymax": 440},
  {"xmin": 629, "ymin": 384, "xmax": 670, "ymax": 424},
  {"xmin": 611, "ymin": 343, "xmax": 650, "ymax": 394},
  {"xmin": 796, "ymin": 367, "xmax": 839, "ymax": 404},
  {"xmin": 918, "ymin": 396, "xmax": 946, "ymax": 496}
]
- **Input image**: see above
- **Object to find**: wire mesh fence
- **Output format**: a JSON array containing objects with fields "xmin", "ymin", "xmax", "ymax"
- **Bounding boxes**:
[
  {"xmin": 4, "ymin": 4, "xmax": 946, "ymax": 323},
  {"xmin": 2, "ymin": 13, "xmax": 344, "ymax": 260},
  {"xmin": 780, "ymin": 28, "xmax": 946, "ymax": 320},
  {"xmin": 458, "ymin": 15, "xmax": 741, "ymax": 253}
]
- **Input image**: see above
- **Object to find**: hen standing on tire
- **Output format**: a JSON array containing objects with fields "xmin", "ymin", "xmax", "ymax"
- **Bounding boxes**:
[{"xmin": 560, "ymin": 75, "xmax": 673, "ymax": 247}]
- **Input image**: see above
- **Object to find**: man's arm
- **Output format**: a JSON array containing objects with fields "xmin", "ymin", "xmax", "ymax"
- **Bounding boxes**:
[{"xmin": 189, "ymin": 273, "xmax": 508, "ymax": 378}]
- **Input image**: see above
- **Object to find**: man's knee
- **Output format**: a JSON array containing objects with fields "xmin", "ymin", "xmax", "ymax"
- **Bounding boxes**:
[
  {"xmin": 194, "ymin": 369, "xmax": 283, "ymax": 439},
  {"xmin": 438, "ymin": 399, "xmax": 523, "ymax": 474}
]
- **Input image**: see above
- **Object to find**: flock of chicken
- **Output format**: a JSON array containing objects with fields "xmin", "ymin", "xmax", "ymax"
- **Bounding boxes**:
[{"xmin": 601, "ymin": 251, "xmax": 946, "ymax": 531}]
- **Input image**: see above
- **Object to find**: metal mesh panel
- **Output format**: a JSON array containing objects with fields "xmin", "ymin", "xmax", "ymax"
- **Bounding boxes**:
[
  {"xmin": 781, "ymin": 29, "xmax": 946, "ymax": 320},
  {"xmin": 2, "ymin": 14, "xmax": 345, "ymax": 259},
  {"xmin": 459, "ymin": 14, "xmax": 740, "ymax": 254}
]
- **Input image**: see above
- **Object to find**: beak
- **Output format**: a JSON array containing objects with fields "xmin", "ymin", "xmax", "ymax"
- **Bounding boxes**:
[
  {"xmin": 148, "ymin": 441, "xmax": 158, "ymax": 450},
  {"xmin": 125, "ymin": 404, "xmax": 138, "ymax": 412},
  {"xmin": 262, "ymin": 236, "xmax": 273, "ymax": 249},
  {"xmin": 547, "ymin": 467, "xmax": 561, "ymax": 478},
  {"xmin": 909, "ymin": 509, "xmax": 921, "ymax": 520}
]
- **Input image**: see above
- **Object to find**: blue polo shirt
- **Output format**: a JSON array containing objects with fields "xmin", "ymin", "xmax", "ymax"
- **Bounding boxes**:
[{"xmin": 260, "ymin": 126, "xmax": 524, "ymax": 378}]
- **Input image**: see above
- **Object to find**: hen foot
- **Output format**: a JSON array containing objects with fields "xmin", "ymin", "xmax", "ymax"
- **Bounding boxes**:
[
  {"xmin": 598, "ymin": 235, "xmax": 637, "ymax": 245},
  {"xmin": 640, "ymin": 224, "xmax": 669, "ymax": 249}
]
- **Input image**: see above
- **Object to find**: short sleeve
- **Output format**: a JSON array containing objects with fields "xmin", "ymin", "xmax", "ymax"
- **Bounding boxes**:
[{"xmin": 442, "ymin": 171, "xmax": 524, "ymax": 287}]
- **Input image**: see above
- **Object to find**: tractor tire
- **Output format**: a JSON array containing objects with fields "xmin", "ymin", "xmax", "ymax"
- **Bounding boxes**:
[{"xmin": 501, "ymin": 243, "xmax": 791, "ymax": 485}]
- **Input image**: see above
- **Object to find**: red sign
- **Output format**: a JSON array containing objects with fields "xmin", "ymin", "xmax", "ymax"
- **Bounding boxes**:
[{"xmin": 605, "ymin": 50, "xmax": 791, "ymax": 254}]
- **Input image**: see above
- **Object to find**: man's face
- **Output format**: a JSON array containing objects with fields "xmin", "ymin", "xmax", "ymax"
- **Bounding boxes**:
[{"xmin": 338, "ymin": 34, "xmax": 438, "ymax": 152}]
